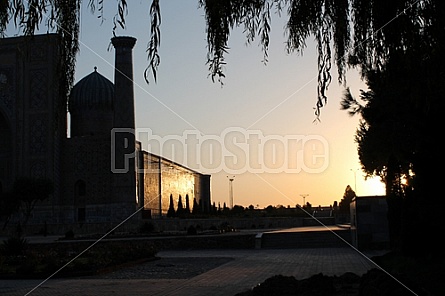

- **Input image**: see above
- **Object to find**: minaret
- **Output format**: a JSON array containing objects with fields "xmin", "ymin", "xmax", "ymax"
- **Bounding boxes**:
[
  {"xmin": 111, "ymin": 36, "xmax": 138, "ymax": 212},
  {"xmin": 111, "ymin": 36, "xmax": 137, "ymax": 129}
]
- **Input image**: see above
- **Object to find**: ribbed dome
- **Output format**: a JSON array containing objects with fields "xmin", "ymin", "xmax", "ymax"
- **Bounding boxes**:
[{"xmin": 69, "ymin": 67, "xmax": 114, "ymax": 113}]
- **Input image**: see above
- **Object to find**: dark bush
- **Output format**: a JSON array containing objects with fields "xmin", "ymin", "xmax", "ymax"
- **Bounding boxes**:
[
  {"xmin": 139, "ymin": 222, "xmax": 155, "ymax": 234},
  {"xmin": 41, "ymin": 255, "xmax": 61, "ymax": 275},
  {"xmin": 187, "ymin": 225, "xmax": 197, "ymax": 235},
  {"xmin": 15, "ymin": 257, "xmax": 38, "ymax": 276},
  {"xmin": 64, "ymin": 229, "xmax": 74, "ymax": 239},
  {"xmin": 359, "ymin": 268, "xmax": 426, "ymax": 296},
  {"xmin": 236, "ymin": 275, "xmax": 298, "ymax": 296},
  {"xmin": 298, "ymin": 273, "xmax": 335, "ymax": 296},
  {"xmin": 219, "ymin": 222, "xmax": 235, "ymax": 232},
  {"xmin": 0, "ymin": 236, "xmax": 28, "ymax": 256},
  {"xmin": 236, "ymin": 273, "xmax": 337, "ymax": 296}
]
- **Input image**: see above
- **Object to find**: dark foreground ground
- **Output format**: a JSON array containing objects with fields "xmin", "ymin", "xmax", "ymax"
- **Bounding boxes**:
[
  {"xmin": 95, "ymin": 257, "xmax": 432, "ymax": 296},
  {"xmin": 1, "ymin": 230, "xmax": 443, "ymax": 295},
  {"xmin": 235, "ymin": 251, "xmax": 442, "ymax": 296},
  {"xmin": 235, "ymin": 270, "xmax": 428, "ymax": 296},
  {"xmin": 90, "ymin": 255, "xmax": 433, "ymax": 295},
  {"xmin": 102, "ymin": 252, "xmax": 440, "ymax": 296},
  {"xmin": 3, "ymin": 249, "xmax": 441, "ymax": 296}
]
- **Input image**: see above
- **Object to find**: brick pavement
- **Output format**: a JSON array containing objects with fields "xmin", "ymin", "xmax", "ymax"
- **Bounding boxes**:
[{"xmin": 0, "ymin": 247, "xmax": 381, "ymax": 296}]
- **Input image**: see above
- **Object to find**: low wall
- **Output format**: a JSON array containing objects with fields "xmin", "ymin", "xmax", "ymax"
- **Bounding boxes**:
[
  {"xmin": 1, "ymin": 215, "xmax": 349, "ymax": 237},
  {"xmin": 1, "ymin": 216, "xmax": 306, "ymax": 237},
  {"xmin": 149, "ymin": 217, "xmax": 305, "ymax": 233}
]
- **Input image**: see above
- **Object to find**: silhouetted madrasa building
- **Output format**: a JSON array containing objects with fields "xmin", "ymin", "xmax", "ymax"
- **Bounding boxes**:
[{"xmin": 0, "ymin": 34, "xmax": 211, "ymax": 231}]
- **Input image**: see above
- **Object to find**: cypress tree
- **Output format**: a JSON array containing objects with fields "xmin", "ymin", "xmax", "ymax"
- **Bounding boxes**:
[
  {"xmin": 167, "ymin": 194, "xmax": 176, "ymax": 217},
  {"xmin": 185, "ymin": 194, "xmax": 191, "ymax": 215},
  {"xmin": 177, "ymin": 195, "xmax": 184, "ymax": 217}
]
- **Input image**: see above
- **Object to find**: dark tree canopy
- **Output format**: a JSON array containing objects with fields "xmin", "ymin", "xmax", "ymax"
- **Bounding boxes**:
[
  {"xmin": 1, "ymin": 1, "xmax": 442, "ymax": 117},
  {"xmin": 0, "ymin": 190, "xmax": 20, "ymax": 229},
  {"xmin": 12, "ymin": 177, "xmax": 54, "ymax": 227},
  {"xmin": 338, "ymin": 1, "xmax": 445, "ymax": 254},
  {"xmin": 339, "ymin": 185, "xmax": 355, "ymax": 213}
]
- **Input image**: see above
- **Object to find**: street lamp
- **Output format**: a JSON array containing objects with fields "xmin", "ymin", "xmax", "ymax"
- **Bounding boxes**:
[
  {"xmin": 300, "ymin": 194, "xmax": 309, "ymax": 207},
  {"xmin": 350, "ymin": 169, "xmax": 358, "ymax": 193},
  {"xmin": 227, "ymin": 175, "xmax": 235, "ymax": 209}
]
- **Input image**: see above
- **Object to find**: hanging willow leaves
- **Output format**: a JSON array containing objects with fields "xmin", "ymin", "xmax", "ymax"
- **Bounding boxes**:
[
  {"xmin": 0, "ymin": 0, "xmax": 442, "ymax": 118},
  {"xmin": 197, "ymin": 0, "xmax": 274, "ymax": 85},
  {"xmin": 145, "ymin": 0, "xmax": 161, "ymax": 84},
  {"xmin": 198, "ymin": 0, "xmax": 351, "ymax": 117},
  {"xmin": 0, "ymin": 1, "xmax": 9, "ymax": 37},
  {"xmin": 113, "ymin": 0, "xmax": 128, "ymax": 36},
  {"xmin": 0, "ymin": 0, "xmax": 81, "ymax": 132},
  {"xmin": 88, "ymin": 0, "xmax": 105, "ymax": 23}
]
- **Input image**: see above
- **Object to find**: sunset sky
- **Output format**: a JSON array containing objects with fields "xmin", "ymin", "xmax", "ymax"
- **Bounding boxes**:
[{"xmin": 70, "ymin": 1, "xmax": 385, "ymax": 208}]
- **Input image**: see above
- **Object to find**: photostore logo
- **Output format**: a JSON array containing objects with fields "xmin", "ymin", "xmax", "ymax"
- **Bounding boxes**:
[{"xmin": 111, "ymin": 128, "xmax": 329, "ymax": 174}]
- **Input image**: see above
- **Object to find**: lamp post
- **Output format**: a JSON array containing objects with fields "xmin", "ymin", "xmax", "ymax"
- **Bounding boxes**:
[
  {"xmin": 350, "ymin": 168, "xmax": 358, "ymax": 193},
  {"xmin": 227, "ymin": 175, "xmax": 235, "ymax": 209},
  {"xmin": 300, "ymin": 194, "xmax": 309, "ymax": 207}
]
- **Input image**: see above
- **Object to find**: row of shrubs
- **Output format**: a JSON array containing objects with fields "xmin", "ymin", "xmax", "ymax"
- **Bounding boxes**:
[
  {"xmin": 0, "ymin": 236, "xmax": 158, "ymax": 278},
  {"xmin": 138, "ymin": 221, "xmax": 236, "ymax": 235}
]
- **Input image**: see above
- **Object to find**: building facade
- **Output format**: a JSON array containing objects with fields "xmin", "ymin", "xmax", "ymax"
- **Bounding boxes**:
[{"xmin": 0, "ymin": 34, "xmax": 211, "ymax": 233}]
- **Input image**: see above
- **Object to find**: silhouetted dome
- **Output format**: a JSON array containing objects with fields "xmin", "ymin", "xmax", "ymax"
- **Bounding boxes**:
[
  {"xmin": 69, "ymin": 67, "xmax": 115, "ymax": 137},
  {"xmin": 69, "ymin": 67, "xmax": 114, "ymax": 113}
]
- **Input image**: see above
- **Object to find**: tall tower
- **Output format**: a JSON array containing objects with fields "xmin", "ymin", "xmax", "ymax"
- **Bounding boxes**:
[
  {"xmin": 111, "ymin": 36, "xmax": 138, "ymax": 215},
  {"xmin": 111, "ymin": 36, "xmax": 137, "ymax": 130}
]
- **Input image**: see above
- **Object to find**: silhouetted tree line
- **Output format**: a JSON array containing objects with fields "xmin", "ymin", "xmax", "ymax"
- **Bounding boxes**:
[
  {"xmin": 165, "ymin": 199, "xmax": 323, "ymax": 219},
  {"xmin": 167, "ymin": 194, "xmax": 192, "ymax": 218}
]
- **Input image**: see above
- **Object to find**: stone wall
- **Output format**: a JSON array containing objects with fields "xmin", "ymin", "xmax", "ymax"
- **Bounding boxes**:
[
  {"xmin": 140, "ymin": 151, "xmax": 211, "ymax": 217},
  {"xmin": 350, "ymin": 196, "xmax": 389, "ymax": 250}
]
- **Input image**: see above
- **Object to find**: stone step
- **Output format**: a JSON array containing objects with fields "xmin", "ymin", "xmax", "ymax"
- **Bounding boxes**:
[{"xmin": 259, "ymin": 228, "xmax": 352, "ymax": 249}]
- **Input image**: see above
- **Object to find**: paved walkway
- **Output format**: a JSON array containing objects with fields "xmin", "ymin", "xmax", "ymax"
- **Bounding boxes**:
[{"xmin": 0, "ymin": 247, "xmax": 383, "ymax": 296}]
